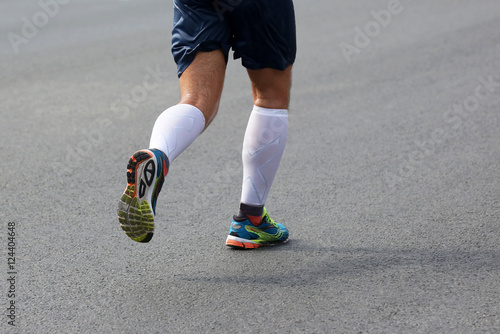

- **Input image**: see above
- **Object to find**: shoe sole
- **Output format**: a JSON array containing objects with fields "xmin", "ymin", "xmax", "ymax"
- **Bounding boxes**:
[
  {"xmin": 117, "ymin": 151, "xmax": 156, "ymax": 243},
  {"xmin": 226, "ymin": 235, "xmax": 289, "ymax": 249}
]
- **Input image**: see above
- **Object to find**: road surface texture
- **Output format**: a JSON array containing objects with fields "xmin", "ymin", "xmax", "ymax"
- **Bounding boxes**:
[{"xmin": 1, "ymin": 0, "xmax": 499, "ymax": 333}]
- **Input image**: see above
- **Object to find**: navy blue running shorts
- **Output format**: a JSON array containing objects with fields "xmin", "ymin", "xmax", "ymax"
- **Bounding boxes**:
[{"xmin": 171, "ymin": 0, "xmax": 296, "ymax": 77}]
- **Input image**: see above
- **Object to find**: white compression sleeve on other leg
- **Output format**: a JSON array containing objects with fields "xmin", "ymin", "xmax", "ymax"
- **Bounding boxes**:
[
  {"xmin": 149, "ymin": 104, "xmax": 205, "ymax": 163},
  {"xmin": 240, "ymin": 105, "xmax": 288, "ymax": 206}
]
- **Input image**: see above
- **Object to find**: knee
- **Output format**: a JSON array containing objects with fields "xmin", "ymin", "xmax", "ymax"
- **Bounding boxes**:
[
  {"xmin": 251, "ymin": 78, "xmax": 291, "ymax": 109},
  {"xmin": 253, "ymin": 86, "xmax": 290, "ymax": 109},
  {"xmin": 253, "ymin": 96, "xmax": 289, "ymax": 110},
  {"xmin": 249, "ymin": 66, "xmax": 292, "ymax": 109}
]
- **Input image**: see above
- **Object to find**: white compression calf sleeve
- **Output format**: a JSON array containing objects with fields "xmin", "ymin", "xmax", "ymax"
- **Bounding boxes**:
[
  {"xmin": 149, "ymin": 104, "xmax": 205, "ymax": 163},
  {"xmin": 240, "ymin": 105, "xmax": 288, "ymax": 206}
]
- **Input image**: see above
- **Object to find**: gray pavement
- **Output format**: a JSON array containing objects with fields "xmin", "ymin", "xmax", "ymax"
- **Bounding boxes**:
[{"xmin": 1, "ymin": 0, "xmax": 500, "ymax": 333}]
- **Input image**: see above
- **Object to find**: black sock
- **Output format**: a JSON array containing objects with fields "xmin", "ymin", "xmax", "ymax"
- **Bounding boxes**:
[{"xmin": 235, "ymin": 203, "xmax": 264, "ymax": 225}]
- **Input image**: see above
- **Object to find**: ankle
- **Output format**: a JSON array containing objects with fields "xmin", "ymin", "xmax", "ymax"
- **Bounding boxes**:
[{"xmin": 238, "ymin": 203, "xmax": 264, "ymax": 226}]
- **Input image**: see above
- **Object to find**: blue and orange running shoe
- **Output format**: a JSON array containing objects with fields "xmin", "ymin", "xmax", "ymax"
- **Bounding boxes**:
[
  {"xmin": 226, "ymin": 208, "xmax": 289, "ymax": 249},
  {"xmin": 117, "ymin": 149, "xmax": 169, "ymax": 243}
]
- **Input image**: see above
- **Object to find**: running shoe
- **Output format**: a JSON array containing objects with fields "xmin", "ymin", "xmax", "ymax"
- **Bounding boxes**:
[
  {"xmin": 117, "ymin": 149, "xmax": 169, "ymax": 243},
  {"xmin": 226, "ymin": 208, "xmax": 289, "ymax": 249}
]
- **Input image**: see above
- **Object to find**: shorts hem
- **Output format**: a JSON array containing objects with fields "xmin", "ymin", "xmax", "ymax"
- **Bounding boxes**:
[{"xmin": 175, "ymin": 42, "xmax": 230, "ymax": 77}]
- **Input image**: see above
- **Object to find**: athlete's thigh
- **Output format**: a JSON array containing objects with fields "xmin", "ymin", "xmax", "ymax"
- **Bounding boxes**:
[{"xmin": 179, "ymin": 50, "xmax": 226, "ymax": 126}]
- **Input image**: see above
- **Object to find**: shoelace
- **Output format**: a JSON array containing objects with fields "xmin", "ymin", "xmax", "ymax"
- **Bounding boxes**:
[{"xmin": 262, "ymin": 213, "xmax": 277, "ymax": 227}]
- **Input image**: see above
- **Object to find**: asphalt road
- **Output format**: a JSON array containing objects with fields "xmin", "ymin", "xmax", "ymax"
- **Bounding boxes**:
[{"xmin": 1, "ymin": 0, "xmax": 500, "ymax": 333}]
